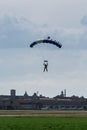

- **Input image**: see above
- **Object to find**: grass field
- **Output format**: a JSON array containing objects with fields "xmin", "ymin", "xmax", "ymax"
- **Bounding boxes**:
[
  {"xmin": 0, "ymin": 117, "xmax": 87, "ymax": 130},
  {"xmin": 0, "ymin": 110, "xmax": 87, "ymax": 130}
]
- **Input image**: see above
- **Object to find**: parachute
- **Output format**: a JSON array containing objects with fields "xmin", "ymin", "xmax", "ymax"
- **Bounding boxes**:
[{"xmin": 30, "ymin": 38, "xmax": 62, "ymax": 48}]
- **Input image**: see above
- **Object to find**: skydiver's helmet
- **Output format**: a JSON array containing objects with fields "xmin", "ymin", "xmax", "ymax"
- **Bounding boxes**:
[{"xmin": 44, "ymin": 60, "xmax": 48, "ymax": 63}]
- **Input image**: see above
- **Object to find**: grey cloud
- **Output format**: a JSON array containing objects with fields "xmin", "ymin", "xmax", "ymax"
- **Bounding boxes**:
[
  {"xmin": 81, "ymin": 15, "xmax": 87, "ymax": 26},
  {"xmin": 0, "ymin": 15, "xmax": 40, "ymax": 48},
  {"xmin": 0, "ymin": 14, "xmax": 87, "ymax": 49},
  {"xmin": 39, "ymin": 27, "xmax": 87, "ymax": 50}
]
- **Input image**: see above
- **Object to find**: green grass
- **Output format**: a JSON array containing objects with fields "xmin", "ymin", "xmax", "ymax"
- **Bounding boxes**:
[{"xmin": 0, "ymin": 117, "xmax": 87, "ymax": 130}]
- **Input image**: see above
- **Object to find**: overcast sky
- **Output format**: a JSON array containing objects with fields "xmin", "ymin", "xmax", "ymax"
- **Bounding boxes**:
[{"xmin": 0, "ymin": 0, "xmax": 87, "ymax": 97}]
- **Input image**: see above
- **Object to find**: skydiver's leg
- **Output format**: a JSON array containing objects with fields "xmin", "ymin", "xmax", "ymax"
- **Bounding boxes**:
[
  {"xmin": 43, "ymin": 66, "xmax": 48, "ymax": 72},
  {"xmin": 45, "ymin": 66, "xmax": 47, "ymax": 72},
  {"xmin": 45, "ymin": 67, "xmax": 46, "ymax": 72},
  {"xmin": 43, "ymin": 67, "xmax": 45, "ymax": 72},
  {"xmin": 46, "ymin": 67, "xmax": 48, "ymax": 72}
]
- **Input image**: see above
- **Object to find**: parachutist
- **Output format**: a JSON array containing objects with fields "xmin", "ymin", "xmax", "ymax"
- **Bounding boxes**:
[{"xmin": 43, "ymin": 61, "xmax": 48, "ymax": 72}]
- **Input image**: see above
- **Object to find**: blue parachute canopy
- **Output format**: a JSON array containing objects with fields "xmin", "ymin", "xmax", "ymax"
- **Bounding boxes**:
[{"xmin": 30, "ymin": 38, "xmax": 62, "ymax": 48}]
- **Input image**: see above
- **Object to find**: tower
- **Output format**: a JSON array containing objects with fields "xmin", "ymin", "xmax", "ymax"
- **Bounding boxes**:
[
  {"xmin": 64, "ymin": 89, "xmax": 66, "ymax": 97},
  {"xmin": 10, "ymin": 89, "xmax": 16, "ymax": 97}
]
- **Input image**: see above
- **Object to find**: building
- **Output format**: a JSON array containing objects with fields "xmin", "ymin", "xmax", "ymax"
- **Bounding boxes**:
[{"xmin": 0, "ymin": 89, "xmax": 87, "ymax": 110}]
